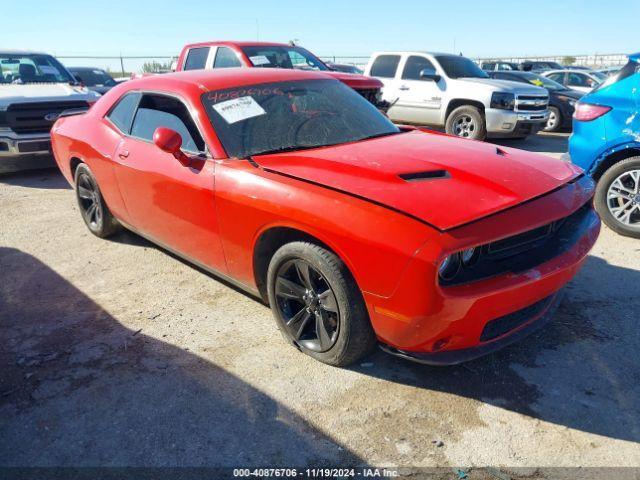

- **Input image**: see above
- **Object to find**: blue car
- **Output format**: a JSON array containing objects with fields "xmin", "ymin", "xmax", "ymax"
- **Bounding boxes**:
[{"xmin": 568, "ymin": 52, "xmax": 640, "ymax": 238}]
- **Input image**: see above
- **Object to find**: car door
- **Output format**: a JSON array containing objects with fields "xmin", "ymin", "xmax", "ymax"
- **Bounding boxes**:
[
  {"xmin": 369, "ymin": 54, "xmax": 402, "ymax": 116},
  {"xmin": 112, "ymin": 92, "xmax": 227, "ymax": 271},
  {"xmin": 390, "ymin": 55, "xmax": 442, "ymax": 125},
  {"xmin": 566, "ymin": 72, "xmax": 594, "ymax": 93}
]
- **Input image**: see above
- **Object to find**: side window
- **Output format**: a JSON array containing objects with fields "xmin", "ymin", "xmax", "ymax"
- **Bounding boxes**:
[
  {"xmin": 370, "ymin": 55, "xmax": 401, "ymax": 78},
  {"xmin": 402, "ymin": 56, "xmax": 436, "ymax": 80},
  {"xmin": 183, "ymin": 47, "xmax": 209, "ymax": 71},
  {"xmin": 130, "ymin": 94, "xmax": 205, "ymax": 153},
  {"xmin": 547, "ymin": 72, "xmax": 565, "ymax": 84},
  {"xmin": 213, "ymin": 47, "xmax": 242, "ymax": 68},
  {"xmin": 568, "ymin": 72, "xmax": 589, "ymax": 87},
  {"xmin": 106, "ymin": 92, "xmax": 141, "ymax": 134},
  {"xmin": 483, "ymin": 62, "xmax": 495, "ymax": 70}
]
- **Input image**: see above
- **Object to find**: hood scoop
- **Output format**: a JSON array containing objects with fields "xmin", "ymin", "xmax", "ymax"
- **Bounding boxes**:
[{"xmin": 399, "ymin": 170, "xmax": 450, "ymax": 182}]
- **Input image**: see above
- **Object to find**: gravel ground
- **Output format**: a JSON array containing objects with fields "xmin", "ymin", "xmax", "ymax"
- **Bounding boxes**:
[{"xmin": 1, "ymin": 133, "xmax": 639, "ymax": 475}]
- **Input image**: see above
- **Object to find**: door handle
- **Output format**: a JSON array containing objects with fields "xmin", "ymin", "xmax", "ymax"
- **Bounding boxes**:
[
  {"xmin": 399, "ymin": 85, "xmax": 410, "ymax": 91},
  {"xmin": 118, "ymin": 150, "xmax": 130, "ymax": 159}
]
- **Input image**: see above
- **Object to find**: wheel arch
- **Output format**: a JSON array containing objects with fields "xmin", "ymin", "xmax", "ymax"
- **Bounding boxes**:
[
  {"xmin": 445, "ymin": 98, "xmax": 486, "ymax": 121},
  {"xmin": 591, "ymin": 144, "xmax": 640, "ymax": 180},
  {"xmin": 70, "ymin": 156, "xmax": 84, "ymax": 179},
  {"xmin": 252, "ymin": 225, "xmax": 357, "ymax": 303}
]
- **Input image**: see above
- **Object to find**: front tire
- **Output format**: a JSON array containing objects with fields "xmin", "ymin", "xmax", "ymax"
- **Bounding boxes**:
[
  {"xmin": 594, "ymin": 157, "xmax": 640, "ymax": 238},
  {"xmin": 266, "ymin": 242, "xmax": 376, "ymax": 367},
  {"xmin": 445, "ymin": 105, "xmax": 487, "ymax": 140},
  {"xmin": 74, "ymin": 163, "xmax": 120, "ymax": 238},
  {"xmin": 543, "ymin": 106, "xmax": 562, "ymax": 132}
]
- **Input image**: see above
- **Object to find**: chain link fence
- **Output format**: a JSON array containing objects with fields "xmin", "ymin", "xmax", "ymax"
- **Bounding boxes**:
[{"xmin": 55, "ymin": 53, "xmax": 629, "ymax": 77}]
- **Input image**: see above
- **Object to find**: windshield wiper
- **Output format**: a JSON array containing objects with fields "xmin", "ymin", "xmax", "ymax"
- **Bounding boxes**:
[{"xmin": 250, "ymin": 144, "xmax": 322, "ymax": 156}]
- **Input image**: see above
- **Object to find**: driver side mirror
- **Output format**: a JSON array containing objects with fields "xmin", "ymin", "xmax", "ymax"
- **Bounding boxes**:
[
  {"xmin": 419, "ymin": 68, "xmax": 441, "ymax": 82},
  {"xmin": 153, "ymin": 127, "xmax": 190, "ymax": 166}
]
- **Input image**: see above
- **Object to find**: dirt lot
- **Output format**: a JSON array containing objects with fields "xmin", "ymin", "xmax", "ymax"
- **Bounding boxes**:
[{"xmin": 1, "ymin": 133, "xmax": 639, "ymax": 475}]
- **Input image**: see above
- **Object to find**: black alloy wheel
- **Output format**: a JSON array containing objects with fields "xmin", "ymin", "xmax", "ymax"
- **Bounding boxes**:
[
  {"xmin": 74, "ymin": 163, "xmax": 120, "ymax": 238},
  {"xmin": 274, "ymin": 258, "xmax": 340, "ymax": 352}
]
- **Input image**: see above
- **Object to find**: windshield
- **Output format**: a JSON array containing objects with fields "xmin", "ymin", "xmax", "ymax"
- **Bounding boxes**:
[
  {"xmin": 241, "ymin": 46, "xmax": 329, "ymax": 71},
  {"xmin": 71, "ymin": 68, "xmax": 116, "ymax": 87},
  {"xmin": 436, "ymin": 55, "xmax": 489, "ymax": 79},
  {"xmin": 0, "ymin": 54, "xmax": 75, "ymax": 84},
  {"xmin": 202, "ymin": 79, "xmax": 400, "ymax": 159},
  {"xmin": 519, "ymin": 72, "xmax": 566, "ymax": 90}
]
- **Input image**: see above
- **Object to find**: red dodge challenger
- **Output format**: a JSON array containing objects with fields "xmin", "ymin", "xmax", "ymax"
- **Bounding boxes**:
[{"xmin": 50, "ymin": 69, "xmax": 600, "ymax": 367}]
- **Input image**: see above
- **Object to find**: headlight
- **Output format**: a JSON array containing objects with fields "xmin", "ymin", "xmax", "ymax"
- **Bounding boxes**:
[
  {"xmin": 461, "ymin": 247, "xmax": 479, "ymax": 266},
  {"xmin": 438, "ymin": 253, "xmax": 461, "ymax": 280},
  {"xmin": 568, "ymin": 99, "xmax": 576, "ymax": 107},
  {"xmin": 490, "ymin": 92, "xmax": 515, "ymax": 110}
]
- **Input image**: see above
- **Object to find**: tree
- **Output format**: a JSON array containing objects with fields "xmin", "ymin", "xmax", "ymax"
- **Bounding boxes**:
[
  {"xmin": 562, "ymin": 56, "xmax": 577, "ymax": 66},
  {"xmin": 142, "ymin": 60, "xmax": 174, "ymax": 73}
]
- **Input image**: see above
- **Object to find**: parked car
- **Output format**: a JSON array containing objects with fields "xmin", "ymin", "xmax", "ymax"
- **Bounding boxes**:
[
  {"xmin": 326, "ymin": 62, "xmax": 364, "ymax": 75},
  {"xmin": 175, "ymin": 41, "xmax": 386, "ymax": 110},
  {"xmin": 50, "ymin": 69, "xmax": 599, "ymax": 366},
  {"xmin": 68, "ymin": 67, "xmax": 117, "ymax": 95},
  {"xmin": 598, "ymin": 66, "xmax": 623, "ymax": 76},
  {"xmin": 487, "ymin": 70, "xmax": 583, "ymax": 132},
  {"xmin": 542, "ymin": 69, "xmax": 608, "ymax": 93},
  {"xmin": 479, "ymin": 61, "xmax": 520, "ymax": 71},
  {"xmin": 519, "ymin": 61, "xmax": 563, "ymax": 72},
  {"xmin": 567, "ymin": 53, "xmax": 640, "ymax": 238},
  {"xmin": 0, "ymin": 50, "xmax": 101, "ymax": 174},
  {"xmin": 365, "ymin": 51, "xmax": 549, "ymax": 140}
]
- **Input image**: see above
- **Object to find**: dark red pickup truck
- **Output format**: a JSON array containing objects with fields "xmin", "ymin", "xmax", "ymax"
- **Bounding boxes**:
[{"xmin": 176, "ymin": 41, "xmax": 385, "ymax": 108}]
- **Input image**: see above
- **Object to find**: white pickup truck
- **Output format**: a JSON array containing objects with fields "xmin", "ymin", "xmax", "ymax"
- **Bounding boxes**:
[
  {"xmin": 1, "ymin": 51, "xmax": 101, "ymax": 174},
  {"xmin": 365, "ymin": 52, "xmax": 550, "ymax": 140}
]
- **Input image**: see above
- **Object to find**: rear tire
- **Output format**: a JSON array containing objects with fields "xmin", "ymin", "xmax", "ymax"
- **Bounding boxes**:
[
  {"xmin": 543, "ymin": 106, "xmax": 562, "ymax": 132},
  {"xmin": 266, "ymin": 241, "xmax": 377, "ymax": 367},
  {"xmin": 74, "ymin": 163, "xmax": 120, "ymax": 238},
  {"xmin": 445, "ymin": 105, "xmax": 487, "ymax": 141},
  {"xmin": 594, "ymin": 157, "xmax": 640, "ymax": 238}
]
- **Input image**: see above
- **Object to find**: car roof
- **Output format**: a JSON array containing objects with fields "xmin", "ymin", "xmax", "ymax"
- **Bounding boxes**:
[
  {"xmin": 0, "ymin": 50, "xmax": 50, "ymax": 56},
  {"xmin": 121, "ymin": 68, "xmax": 337, "ymax": 94},
  {"xmin": 371, "ymin": 51, "xmax": 454, "ymax": 57},
  {"xmin": 544, "ymin": 69, "xmax": 594, "ymax": 75},
  {"xmin": 183, "ymin": 40, "xmax": 291, "ymax": 49}
]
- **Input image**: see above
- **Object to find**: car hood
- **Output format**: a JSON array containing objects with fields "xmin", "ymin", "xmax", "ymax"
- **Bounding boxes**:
[
  {"xmin": 456, "ymin": 77, "xmax": 547, "ymax": 95},
  {"xmin": 0, "ymin": 83, "xmax": 100, "ymax": 104},
  {"xmin": 254, "ymin": 130, "xmax": 582, "ymax": 230},
  {"xmin": 322, "ymin": 71, "xmax": 383, "ymax": 90}
]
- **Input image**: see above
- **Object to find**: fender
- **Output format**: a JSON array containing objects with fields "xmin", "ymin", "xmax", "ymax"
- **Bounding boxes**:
[{"xmin": 589, "ymin": 140, "xmax": 640, "ymax": 176}]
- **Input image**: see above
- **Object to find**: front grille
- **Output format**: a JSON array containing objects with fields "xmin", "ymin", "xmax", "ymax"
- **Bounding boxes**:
[
  {"xmin": 6, "ymin": 101, "xmax": 89, "ymax": 134},
  {"xmin": 515, "ymin": 95, "xmax": 548, "ymax": 112},
  {"xmin": 440, "ymin": 202, "xmax": 593, "ymax": 287},
  {"xmin": 356, "ymin": 88, "xmax": 380, "ymax": 104},
  {"xmin": 480, "ymin": 295, "xmax": 554, "ymax": 342}
]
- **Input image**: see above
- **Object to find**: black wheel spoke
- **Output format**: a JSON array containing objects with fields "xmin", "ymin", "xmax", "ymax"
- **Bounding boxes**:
[
  {"xmin": 78, "ymin": 186, "xmax": 93, "ymax": 200},
  {"xmin": 318, "ymin": 289, "xmax": 338, "ymax": 313},
  {"xmin": 287, "ymin": 307, "xmax": 312, "ymax": 340},
  {"xmin": 295, "ymin": 260, "xmax": 314, "ymax": 290},
  {"xmin": 315, "ymin": 310, "xmax": 332, "ymax": 350},
  {"xmin": 86, "ymin": 203, "xmax": 97, "ymax": 223},
  {"xmin": 275, "ymin": 276, "xmax": 306, "ymax": 300}
]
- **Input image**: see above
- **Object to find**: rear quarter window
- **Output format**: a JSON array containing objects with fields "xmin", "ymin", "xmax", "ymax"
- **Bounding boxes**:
[
  {"xmin": 106, "ymin": 92, "xmax": 141, "ymax": 133},
  {"xmin": 370, "ymin": 55, "xmax": 401, "ymax": 78}
]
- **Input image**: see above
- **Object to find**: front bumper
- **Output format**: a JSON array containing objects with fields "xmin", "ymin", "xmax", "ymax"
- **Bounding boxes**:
[
  {"xmin": 0, "ymin": 130, "xmax": 55, "ymax": 174},
  {"xmin": 365, "ymin": 176, "xmax": 600, "ymax": 363},
  {"xmin": 485, "ymin": 108, "xmax": 549, "ymax": 137},
  {"xmin": 380, "ymin": 290, "xmax": 563, "ymax": 365}
]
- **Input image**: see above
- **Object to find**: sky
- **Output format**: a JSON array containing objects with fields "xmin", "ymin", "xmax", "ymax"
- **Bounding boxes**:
[{"xmin": 4, "ymin": 0, "xmax": 638, "ymax": 72}]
